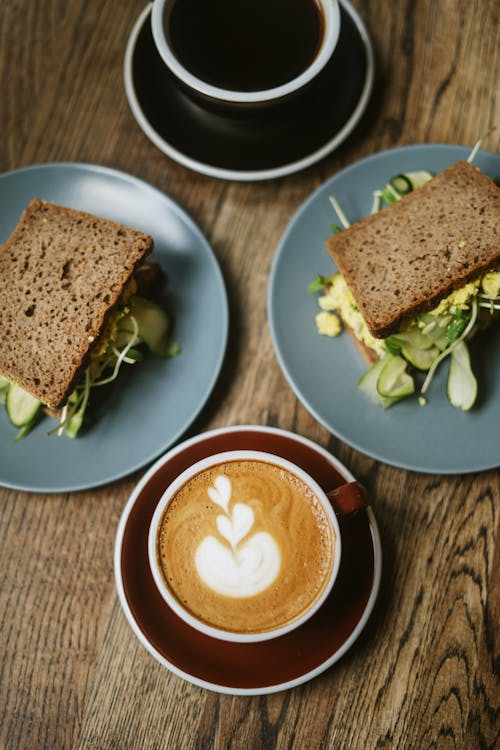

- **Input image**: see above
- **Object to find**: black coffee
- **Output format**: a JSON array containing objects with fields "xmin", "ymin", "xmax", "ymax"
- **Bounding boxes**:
[{"xmin": 165, "ymin": 0, "xmax": 325, "ymax": 92}]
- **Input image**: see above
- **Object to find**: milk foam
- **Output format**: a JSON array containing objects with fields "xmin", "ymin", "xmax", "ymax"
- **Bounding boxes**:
[
  {"xmin": 194, "ymin": 475, "xmax": 281, "ymax": 597},
  {"xmin": 158, "ymin": 460, "xmax": 335, "ymax": 633}
]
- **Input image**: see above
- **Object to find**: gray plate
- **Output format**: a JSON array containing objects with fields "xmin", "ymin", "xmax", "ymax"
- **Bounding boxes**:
[
  {"xmin": 268, "ymin": 144, "xmax": 500, "ymax": 474},
  {"xmin": 0, "ymin": 163, "xmax": 228, "ymax": 492}
]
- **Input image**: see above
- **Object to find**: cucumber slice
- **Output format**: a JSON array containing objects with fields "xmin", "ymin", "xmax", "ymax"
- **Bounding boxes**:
[
  {"xmin": 447, "ymin": 341, "xmax": 477, "ymax": 410},
  {"xmin": 6, "ymin": 383, "xmax": 42, "ymax": 427},
  {"xmin": 387, "ymin": 328, "xmax": 435, "ymax": 351},
  {"xmin": 65, "ymin": 411, "xmax": 84, "ymax": 439},
  {"xmin": 390, "ymin": 174, "xmax": 413, "ymax": 196},
  {"xmin": 401, "ymin": 344, "xmax": 440, "ymax": 371},
  {"xmin": 15, "ymin": 420, "xmax": 39, "ymax": 441},
  {"xmin": 405, "ymin": 170, "xmax": 433, "ymax": 189},
  {"xmin": 377, "ymin": 355, "xmax": 415, "ymax": 398},
  {"xmin": 417, "ymin": 314, "xmax": 452, "ymax": 350},
  {"xmin": 432, "ymin": 335, "xmax": 451, "ymax": 352},
  {"xmin": 0, "ymin": 375, "xmax": 9, "ymax": 405},
  {"xmin": 380, "ymin": 185, "xmax": 401, "ymax": 204},
  {"xmin": 386, "ymin": 327, "xmax": 442, "ymax": 369},
  {"xmin": 358, "ymin": 356, "xmax": 397, "ymax": 408},
  {"xmin": 118, "ymin": 296, "xmax": 171, "ymax": 357}
]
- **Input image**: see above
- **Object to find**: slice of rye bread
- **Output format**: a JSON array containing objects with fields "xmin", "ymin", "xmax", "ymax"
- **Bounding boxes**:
[
  {"xmin": 0, "ymin": 199, "xmax": 153, "ymax": 408},
  {"xmin": 326, "ymin": 161, "xmax": 500, "ymax": 339}
]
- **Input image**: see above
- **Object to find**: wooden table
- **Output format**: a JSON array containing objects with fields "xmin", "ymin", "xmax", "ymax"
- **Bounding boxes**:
[{"xmin": 1, "ymin": 1, "xmax": 499, "ymax": 747}]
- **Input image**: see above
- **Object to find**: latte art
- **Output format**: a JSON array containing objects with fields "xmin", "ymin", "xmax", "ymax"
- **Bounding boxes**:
[
  {"xmin": 195, "ymin": 475, "xmax": 281, "ymax": 597},
  {"xmin": 156, "ymin": 459, "xmax": 335, "ymax": 634}
]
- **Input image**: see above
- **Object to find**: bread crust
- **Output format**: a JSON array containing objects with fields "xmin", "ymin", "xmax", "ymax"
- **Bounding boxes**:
[
  {"xmin": 345, "ymin": 326, "xmax": 379, "ymax": 365},
  {"xmin": 326, "ymin": 161, "xmax": 500, "ymax": 339},
  {"xmin": 0, "ymin": 199, "xmax": 153, "ymax": 407}
]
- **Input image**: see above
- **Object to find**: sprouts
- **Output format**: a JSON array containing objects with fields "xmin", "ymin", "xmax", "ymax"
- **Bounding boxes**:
[{"xmin": 421, "ymin": 300, "xmax": 478, "ymax": 395}]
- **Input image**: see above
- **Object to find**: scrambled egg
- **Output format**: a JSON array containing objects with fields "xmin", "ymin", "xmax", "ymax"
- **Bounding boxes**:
[
  {"xmin": 316, "ymin": 311, "xmax": 341, "ymax": 337},
  {"xmin": 430, "ymin": 280, "xmax": 481, "ymax": 315},
  {"xmin": 482, "ymin": 270, "xmax": 500, "ymax": 298},
  {"xmin": 315, "ymin": 269, "xmax": 500, "ymax": 356},
  {"xmin": 317, "ymin": 274, "xmax": 386, "ymax": 357},
  {"xmin": 430, "ymin": 270, "xmax": 500, "ymax": 315}
]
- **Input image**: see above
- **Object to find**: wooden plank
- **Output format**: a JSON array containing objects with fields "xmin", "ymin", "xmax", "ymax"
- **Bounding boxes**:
[{"xmin": 0, "ymin": 0, "xmax": 498, "ymax": 748}]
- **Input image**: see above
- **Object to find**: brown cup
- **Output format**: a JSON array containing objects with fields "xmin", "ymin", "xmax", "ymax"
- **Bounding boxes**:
[{"xmin": 327, "ymin": 481, "xmax": 369, "ymax": 517}]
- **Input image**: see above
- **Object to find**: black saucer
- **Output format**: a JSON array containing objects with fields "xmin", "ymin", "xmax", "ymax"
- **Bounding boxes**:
[{"xmin": 125, "ymin": 2, "xmax": 374, "ymax": 180}]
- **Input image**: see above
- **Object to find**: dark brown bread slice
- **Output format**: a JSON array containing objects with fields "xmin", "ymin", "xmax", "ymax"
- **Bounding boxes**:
[
  {"xmin": 326, "ymin": 161, "xmax": 500, "ymax": 339},
  {"xmin": 0, "ymin": 199, "xmax": 153, "ymax": 407}
]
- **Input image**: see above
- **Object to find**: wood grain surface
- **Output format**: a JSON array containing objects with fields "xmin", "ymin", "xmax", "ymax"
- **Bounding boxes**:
[{"xmin": 0, "ymin": 1, "xmax": 499, "ymax": 748}]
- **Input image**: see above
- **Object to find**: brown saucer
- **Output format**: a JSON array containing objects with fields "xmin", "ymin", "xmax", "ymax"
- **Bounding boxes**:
[{"xmin": 115, "ymin": 426, "xmax": 381, "ymax": 694}]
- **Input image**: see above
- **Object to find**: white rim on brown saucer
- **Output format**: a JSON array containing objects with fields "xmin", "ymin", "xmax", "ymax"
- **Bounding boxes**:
[
  {"xmin": 147, "ymin": 449, "xmax": 342, "ymax": 643},
  {"xmin": 114, "ymin": 425, "xmax": 382, "ymax": 695}
]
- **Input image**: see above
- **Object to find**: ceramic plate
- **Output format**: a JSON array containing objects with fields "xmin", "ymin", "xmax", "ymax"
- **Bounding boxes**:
[
  {"xmin": 0, "ymin": 163, "xmax": 228, "ymax": 492},
  {"xmin": 268, "ymin": 145, "xmax": 500, "ymax": 474},
  {"xmin": 124, "ymin": 1, "xmax": 374, "ymax": 181},
  {"xmin": 115, "ymin": 426, "xmax": 381, "ymax": 695}
]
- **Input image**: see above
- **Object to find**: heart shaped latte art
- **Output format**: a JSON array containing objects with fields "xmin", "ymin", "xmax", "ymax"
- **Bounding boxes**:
[
  {"xmin": 216, "ymin": 503, "xmax": 254, "ymax": 549},
  {"xmin": 195, "ymin": 532, "xmax": 280, "ymax": 598},
  {"xmin": 195, "ymin": 474, "xmax": 281, "ymax": 597},
  {"xmin": 207, "ymin": 475, "xmax": 231, "ymax": 513}
]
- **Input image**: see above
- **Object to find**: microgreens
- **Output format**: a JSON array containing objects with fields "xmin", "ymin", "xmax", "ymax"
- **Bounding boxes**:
[
  {"xmin": 328, "ymin": 196, "xmax": 351, "ymax": 228},
  {"xmin": 466, "ymin": 128, "xmax": 495, "ymax": 164},
  {"xmin": 48, "ymin": 315, "xmax": 141, "ymax": 438},
  {"xmin": 477, "ymin": 293, "xmax": 500, "ymax": 312},
  {"xmin": 421, "ymin": 299, "xmax": 478, "ymax": 395}
]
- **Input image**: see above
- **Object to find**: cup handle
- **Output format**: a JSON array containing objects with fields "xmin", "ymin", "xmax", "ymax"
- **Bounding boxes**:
[{"xmin": 326, "ymin": 481, "xmax": 369, "ymax": 517}]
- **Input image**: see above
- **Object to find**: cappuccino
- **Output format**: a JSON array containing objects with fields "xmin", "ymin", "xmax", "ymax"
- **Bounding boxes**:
[{"xmin": 155, "ymin": 458, "xmax": 335, "ymax": 634}]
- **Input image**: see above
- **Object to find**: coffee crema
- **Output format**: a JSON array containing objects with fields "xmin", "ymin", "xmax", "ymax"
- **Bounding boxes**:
[
  {"xmin": 165, "ymin": 0, "xmax": 325, "ymax": 92},
  {"xmin": 156, "ymin": 459, "xmax": 335, "ymax": 634}
]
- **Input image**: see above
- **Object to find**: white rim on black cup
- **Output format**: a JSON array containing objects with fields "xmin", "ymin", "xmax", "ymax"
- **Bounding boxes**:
[
  {"xmin": 148, "ymin": 450, "xmax": 343, "ymax": 643},
  {"xmin": 150, "ymin": 0, "xmax": 341, "ymax": 105}
]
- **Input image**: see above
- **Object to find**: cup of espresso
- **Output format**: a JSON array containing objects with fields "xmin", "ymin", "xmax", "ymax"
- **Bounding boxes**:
[
  {"xmin": 148, "ymin": 450, "xmax": 367, "ymax": 642},
  {"xmin": 150, "ymin": 0, "xmax": 341, "ymax": 108}
]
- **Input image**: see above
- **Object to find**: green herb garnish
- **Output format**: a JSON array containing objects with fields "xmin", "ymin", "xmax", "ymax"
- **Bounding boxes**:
[
  {"xmin": 308, "ymin": 275, "xmax": 330, "ymax": 294},
  {"xmin": 446, "ymin": 309, "xmax": 470, "ymax": 341}
]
